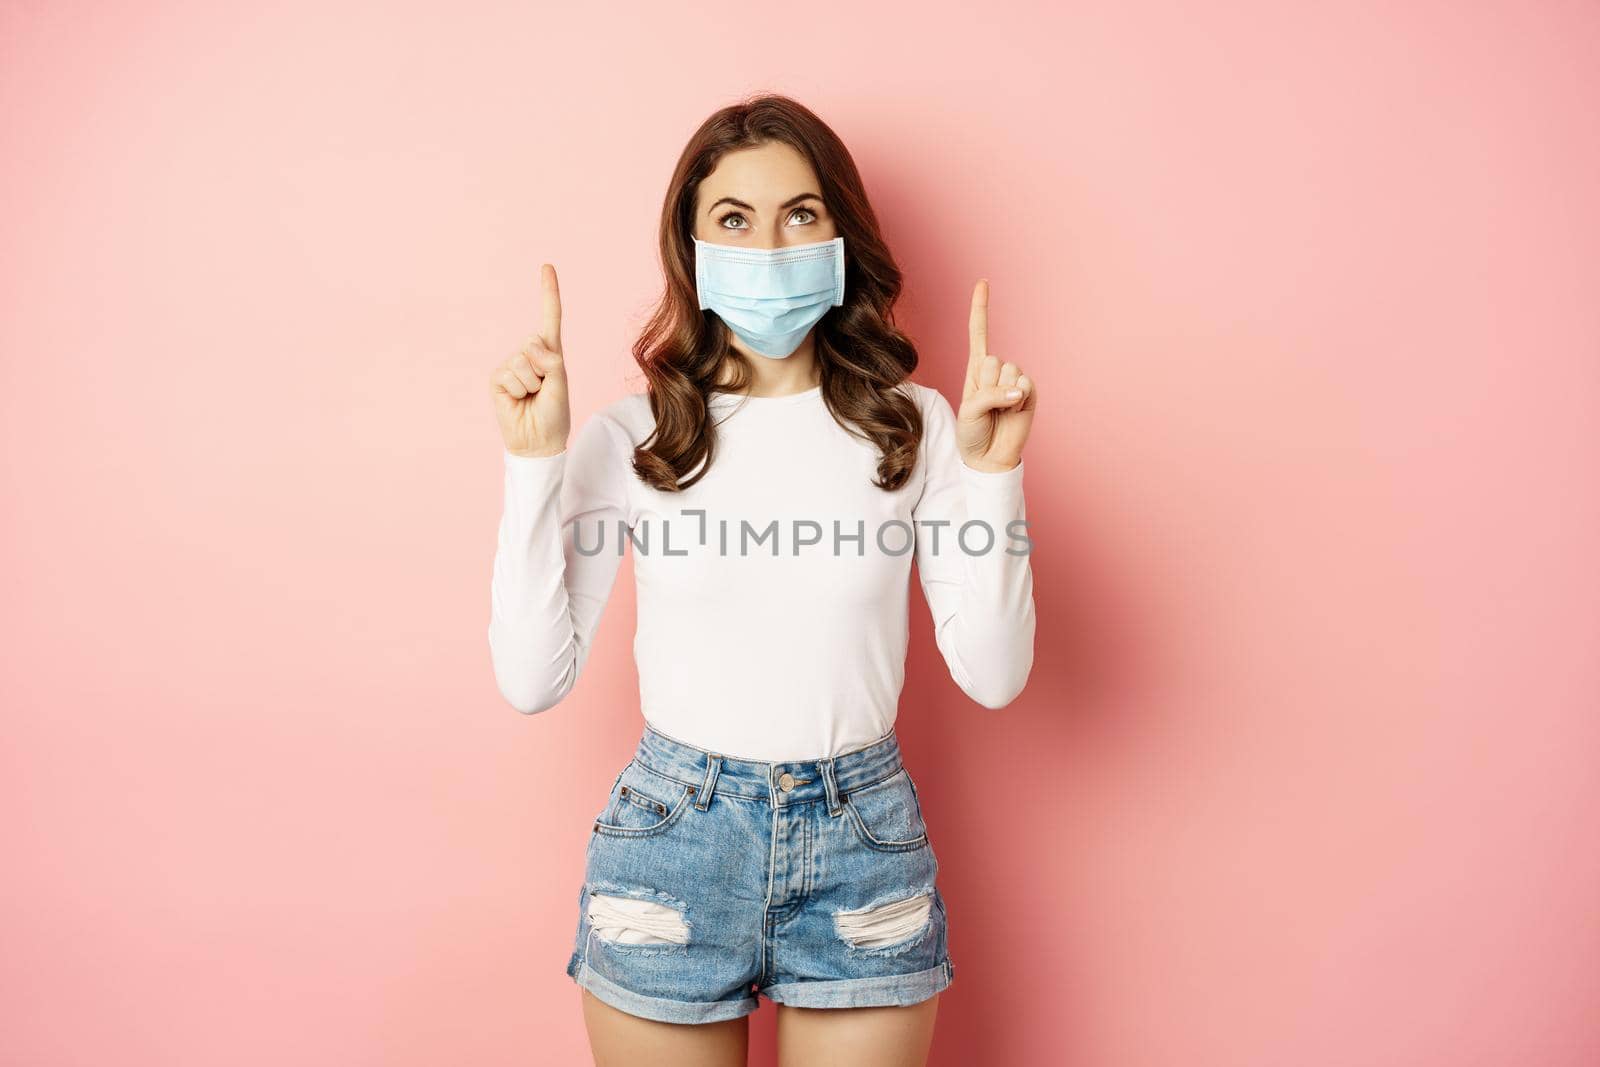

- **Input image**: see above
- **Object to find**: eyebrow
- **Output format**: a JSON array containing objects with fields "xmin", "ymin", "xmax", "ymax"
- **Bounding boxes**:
[{"xmin": 707, "ymin": 192, "xmax": 824, "ymax": 215}]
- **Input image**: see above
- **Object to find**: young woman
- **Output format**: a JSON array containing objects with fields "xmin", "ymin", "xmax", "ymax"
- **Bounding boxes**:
[{"xmin": 487, "ymin": 94, "xmax": 1037, "ymax": 1067}]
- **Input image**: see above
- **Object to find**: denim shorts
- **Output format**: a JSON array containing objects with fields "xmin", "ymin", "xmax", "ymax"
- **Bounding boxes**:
[{"xmin": 564, "ymin": 723, "xmax": 954, "ymax": 1024}]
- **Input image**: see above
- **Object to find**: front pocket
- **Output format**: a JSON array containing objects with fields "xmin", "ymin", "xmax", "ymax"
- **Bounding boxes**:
[
  {"xmin": 842, "ymin": 767, "xmax": 930, "ymax": 852},
  {"xmin": 592, "ymin": 761, "xmax": 696, "ymax": 839}
]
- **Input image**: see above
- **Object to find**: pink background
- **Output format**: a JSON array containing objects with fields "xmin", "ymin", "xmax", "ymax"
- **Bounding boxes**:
[{"xmin": 3, "ymin": 2, "xmax": 1597, "ymax": 1064}]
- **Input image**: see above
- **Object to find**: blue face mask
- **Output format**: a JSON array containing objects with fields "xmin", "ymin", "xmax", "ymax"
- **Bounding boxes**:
[{"xmin": 690, "ymin": 235, "xmax": 846, "ymax": 357}]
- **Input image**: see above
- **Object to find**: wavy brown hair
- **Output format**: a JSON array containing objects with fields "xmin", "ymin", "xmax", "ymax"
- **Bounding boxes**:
[{"xmin": 629, "ymin": 93, "xmax": 925, "ymax": 493}]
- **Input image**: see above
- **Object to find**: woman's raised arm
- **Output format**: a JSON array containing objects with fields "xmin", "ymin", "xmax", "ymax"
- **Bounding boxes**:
[{"xmin": 486, "ymin": 263, "xmax": 630, "ymax": 713}]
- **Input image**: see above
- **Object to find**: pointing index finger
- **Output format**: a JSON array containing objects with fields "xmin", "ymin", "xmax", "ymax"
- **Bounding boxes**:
[
  {"xmin": 967, "ymin": 277, "xmax": 989, "ymax": 384},
  {"xmin": 540, "ymin": 263, "xmax": 562, "ymax": 353}
]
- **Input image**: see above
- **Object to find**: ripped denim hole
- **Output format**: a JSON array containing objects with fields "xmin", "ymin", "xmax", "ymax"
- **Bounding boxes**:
[
  {"xmin": 587, "ymin": 891, "xmax": 690, "ymax": 946},
  {"xmin": 833, "ymin": 889, "xmax": 933, "ymax": 950}
]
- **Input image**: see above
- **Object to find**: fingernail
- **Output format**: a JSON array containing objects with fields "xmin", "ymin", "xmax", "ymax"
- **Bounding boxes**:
[{"xmin": 1006, "ymin": 388, "xmax": 1022, "ymax": 399}]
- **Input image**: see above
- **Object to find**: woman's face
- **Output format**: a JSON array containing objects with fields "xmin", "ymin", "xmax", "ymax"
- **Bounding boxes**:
[{"xmin": 692, "ymin": 141, "xmax": 838, "ymax": 250}]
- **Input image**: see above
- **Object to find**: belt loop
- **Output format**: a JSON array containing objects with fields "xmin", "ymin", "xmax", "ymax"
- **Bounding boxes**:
[
  {"xmin": 820, "ymin": 756, "xmax": 843, "ymax": 817},
  {"xmin": 696, "ymin": 753, "xmax": 723, "ymax": 811}
]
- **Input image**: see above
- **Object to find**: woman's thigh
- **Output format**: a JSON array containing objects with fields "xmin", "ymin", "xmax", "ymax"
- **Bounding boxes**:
[
  {"xmin": 775, "ymin": 995, "xmax": 941, "ymax": 1067},
  {"xmin": 582, "ymin": 988, "xmax": 749, "ymax": 1067}
]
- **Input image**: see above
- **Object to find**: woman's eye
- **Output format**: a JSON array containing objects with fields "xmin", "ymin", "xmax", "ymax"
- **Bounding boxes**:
[{"xmin": 720, "ymin": 207, "xmax": 819, "ymax": 231}]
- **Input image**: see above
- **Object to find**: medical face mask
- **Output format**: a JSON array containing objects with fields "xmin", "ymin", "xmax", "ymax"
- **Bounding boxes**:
[{"xmin": 690, "ymin": 235, "xmax": 846, "ymax": 357}]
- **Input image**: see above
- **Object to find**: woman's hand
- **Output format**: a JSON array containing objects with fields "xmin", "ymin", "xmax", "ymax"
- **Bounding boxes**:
[
  {"xmin": 491, "ymin": 263, "xmax": 571, "ymax": 458},
  {"xmin": 956, "ymin": 279, "xmax": 1035, "ymax": 472}
]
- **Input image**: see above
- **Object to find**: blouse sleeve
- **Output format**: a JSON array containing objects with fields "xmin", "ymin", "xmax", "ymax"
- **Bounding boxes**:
[
  {"xmin": 487, "ymin": 411, "xmax": 632, "ymax": 714},
  {"xmin": 911, "ymin": 387, "xmax": 1037, "ymax": 708}
]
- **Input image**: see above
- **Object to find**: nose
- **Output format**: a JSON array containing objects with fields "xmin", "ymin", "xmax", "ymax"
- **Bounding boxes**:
[{"xmin": 754, "ymin": 221, "xmax": 819, "ymax": 251}]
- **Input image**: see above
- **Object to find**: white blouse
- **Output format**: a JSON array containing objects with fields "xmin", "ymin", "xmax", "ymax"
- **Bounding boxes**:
[{"xmin": 487, "ymin": 380, "xmax": 1036, "ymax": 761}]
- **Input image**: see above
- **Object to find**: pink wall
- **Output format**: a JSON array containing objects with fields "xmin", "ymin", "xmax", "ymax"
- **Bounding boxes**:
[{"xmin": 3, "ymin": 1, "xmax": 1597, "ymax": 1064}]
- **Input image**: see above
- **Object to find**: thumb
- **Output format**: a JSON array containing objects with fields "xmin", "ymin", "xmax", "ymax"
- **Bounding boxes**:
[
  {"xmin": 961, "ymin": 384, "xmax": 1025, "ymax": 420},
  {"xmin": 526, "ymin": 337, "xmax": 566, "ymax": 379}
]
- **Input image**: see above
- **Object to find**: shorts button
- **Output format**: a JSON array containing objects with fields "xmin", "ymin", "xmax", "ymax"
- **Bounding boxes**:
[{"xmin": 778, "ymin": 772, "xmax": 796, "ymax": 792}]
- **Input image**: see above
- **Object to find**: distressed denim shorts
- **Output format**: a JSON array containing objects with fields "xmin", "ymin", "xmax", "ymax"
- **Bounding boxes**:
[{"xmin": 565, "ymin": 723, "xmax": 954, "ymax": 1024}]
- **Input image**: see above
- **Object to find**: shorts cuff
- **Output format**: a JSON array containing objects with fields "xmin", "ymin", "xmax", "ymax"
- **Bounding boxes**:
[
  {"xmin": 569, "ymin": 956, "xmax": 758, "ymax": 1025},
  {"xmin": 763, "ymin": 958, "xmax": 953, "ymax": 1009}
]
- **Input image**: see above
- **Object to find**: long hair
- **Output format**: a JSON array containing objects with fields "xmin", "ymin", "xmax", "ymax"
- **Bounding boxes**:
[{"xmin": 630, "ymin": 93, "xmax": 924, "ymax": 493}]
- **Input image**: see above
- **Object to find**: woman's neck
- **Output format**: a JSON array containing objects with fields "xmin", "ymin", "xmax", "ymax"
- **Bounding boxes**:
[{"xmin": 716, "ymin": 336, "xmax": 822, "ymax": 397}]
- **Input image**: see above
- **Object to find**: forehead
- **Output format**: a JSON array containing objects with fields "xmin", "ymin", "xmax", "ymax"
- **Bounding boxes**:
[{"xmin": 698, "ymin": 142, "xmax": 821, "ymax": 208}]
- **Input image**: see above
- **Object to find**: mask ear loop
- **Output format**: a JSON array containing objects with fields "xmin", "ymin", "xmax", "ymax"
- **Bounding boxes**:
[
  {"xmin": 690, "ymin": 236, "xmax": 713, "ymax": 311},
  {"xmin": 831, "ymin": 236, "xmax": 846, "ymax": 306}
]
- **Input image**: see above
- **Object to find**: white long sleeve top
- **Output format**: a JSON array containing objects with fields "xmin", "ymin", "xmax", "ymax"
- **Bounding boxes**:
[{"xmin": 487, "ymin": 380, "xmax": 1036, "ymax": 762}]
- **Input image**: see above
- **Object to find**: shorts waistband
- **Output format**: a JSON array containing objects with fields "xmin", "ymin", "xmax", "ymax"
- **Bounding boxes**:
[{"xmin": 633, "ymin": 723, "xmax": 905, "ymax": 812}]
